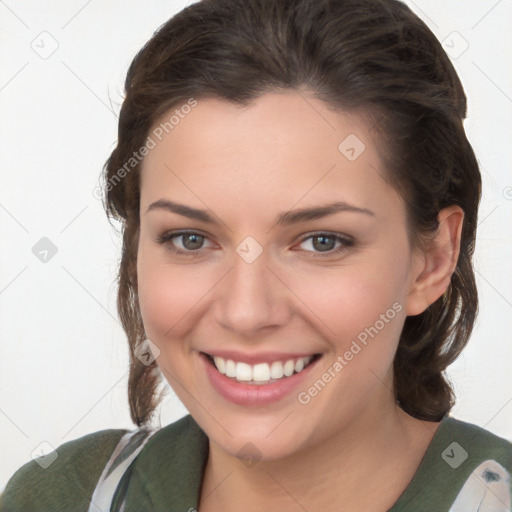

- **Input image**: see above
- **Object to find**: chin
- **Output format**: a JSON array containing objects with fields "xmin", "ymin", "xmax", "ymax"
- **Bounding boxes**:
[
  {"xmin": 195, "ymin": 408, "xmax": 316, "ymax": 463},
  {"xmin": 220, "ymin": 428, "xmax": 307, "ymax": 463}
]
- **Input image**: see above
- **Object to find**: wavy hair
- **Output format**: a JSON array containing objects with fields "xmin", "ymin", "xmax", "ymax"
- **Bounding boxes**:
[{"xmin": 102, "ymin": 0, "xmax": 481, "ymax": 425}]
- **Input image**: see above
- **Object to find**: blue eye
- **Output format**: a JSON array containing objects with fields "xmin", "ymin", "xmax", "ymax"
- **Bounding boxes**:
[
  {"xmin": 156, "ymin": 230, "xmax": 354, "ymax": 258},
  {"xmin": 156, "ymin": 231, "xmax": 212, "ymax": 256},
  {"xmin": 298, "ymin": 233, "xmax": 354, "ymax": 256}
]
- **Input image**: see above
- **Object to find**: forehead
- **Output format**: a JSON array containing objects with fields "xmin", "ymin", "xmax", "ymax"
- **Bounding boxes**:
[{"xmin": 140, "ymin": 91, "xmax": 404, "ymax": 221}]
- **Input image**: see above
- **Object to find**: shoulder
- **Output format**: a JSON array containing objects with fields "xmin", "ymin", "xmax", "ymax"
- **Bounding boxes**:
[
  {"xmin": 0, "ymin": 428, "xmax": 129, "ymax": 512},
  {"xmin": 442, "ymin": 416, "xmax": 512, "ymax": 463},
  {"xmin": 111, "ymin": 415, "xmax": 209, "ymax": 510},
  {"xmin": 437, "ymin": 416, "xmax": 512, "ymax": 509}
]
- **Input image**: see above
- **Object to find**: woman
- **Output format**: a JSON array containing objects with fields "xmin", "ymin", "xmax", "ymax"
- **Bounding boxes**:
[{"xmin": 2, "ymin": 0, "xmax": 511, "ymax": 510}]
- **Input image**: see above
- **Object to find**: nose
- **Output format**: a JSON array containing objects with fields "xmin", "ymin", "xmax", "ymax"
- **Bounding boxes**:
[{"xmin": 213, "ymin": 247, "xmax": 292, "ymax": 339}]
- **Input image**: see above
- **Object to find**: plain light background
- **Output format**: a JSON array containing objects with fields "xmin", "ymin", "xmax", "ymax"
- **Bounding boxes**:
[{"xmin": 1, "ymin": 0, "xmax": 511, "ymax": 491}]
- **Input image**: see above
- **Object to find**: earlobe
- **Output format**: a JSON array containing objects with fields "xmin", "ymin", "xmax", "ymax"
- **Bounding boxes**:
[{"xmin": 405, "ymin": 205, "xmax": 464, "ymax": 316}]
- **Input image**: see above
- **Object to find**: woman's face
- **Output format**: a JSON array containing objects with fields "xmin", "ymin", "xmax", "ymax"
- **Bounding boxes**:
[{"xmin": 137, "ymin": 90, "xmax": 427, "ymax": 460}]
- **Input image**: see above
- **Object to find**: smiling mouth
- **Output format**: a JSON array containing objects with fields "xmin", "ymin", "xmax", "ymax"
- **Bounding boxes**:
[{"xmin": 202, "ymin": 352, "xmax": 322, "ymax": 385}]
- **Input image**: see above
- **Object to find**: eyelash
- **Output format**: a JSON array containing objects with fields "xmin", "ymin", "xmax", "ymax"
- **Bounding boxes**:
[{"xmin": 156, "ymin": 230, "xmax": 354, "ymax": 258}]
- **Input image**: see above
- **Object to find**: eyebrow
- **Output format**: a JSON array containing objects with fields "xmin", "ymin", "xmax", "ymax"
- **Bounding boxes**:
[{"xmin": 146, "ymin": 199, "xmax": 375, "ymax": 226}]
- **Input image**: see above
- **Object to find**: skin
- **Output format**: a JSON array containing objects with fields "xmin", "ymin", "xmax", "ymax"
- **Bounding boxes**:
[{"xmin": 136, "ymin": 90, "xmax": 464, "ymax": 511}]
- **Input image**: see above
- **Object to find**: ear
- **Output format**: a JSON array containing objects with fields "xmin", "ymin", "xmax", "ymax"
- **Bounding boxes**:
[{"xmin": 406, "ymin": 205, "xmax": 464, "ymax": 316}]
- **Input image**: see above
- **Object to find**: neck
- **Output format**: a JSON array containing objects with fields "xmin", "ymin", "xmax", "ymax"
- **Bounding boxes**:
[{"xmin": 198, "ymin": 396, "xmax": 442, "ymax": 512}]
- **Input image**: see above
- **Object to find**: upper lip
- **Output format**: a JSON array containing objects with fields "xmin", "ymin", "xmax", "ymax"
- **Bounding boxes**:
[{"xmin": 200, "ymin": 350, "xmax": 320, "ymax": 365}]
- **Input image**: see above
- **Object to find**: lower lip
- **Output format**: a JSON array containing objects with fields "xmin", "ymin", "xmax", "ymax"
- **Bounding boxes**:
[{"xmin": 200, "ymin": 352, "xmax": 321, "ymax": 406}]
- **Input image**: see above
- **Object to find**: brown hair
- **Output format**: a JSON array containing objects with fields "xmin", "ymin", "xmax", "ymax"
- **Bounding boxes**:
[{"xmin": 102, "ymin": 0, "xmax": 481, "ymax": 426}]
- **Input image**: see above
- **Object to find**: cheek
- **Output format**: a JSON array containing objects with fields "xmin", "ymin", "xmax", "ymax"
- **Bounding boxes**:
[
  {"xmin": 136, "ymin": 245, "xmax": 215, "ymax": 345},
  {"xmin": 287, "ymin": 261, "xmax": 407, "ymax": 345},
  {"xmin": 137, "ymin": 240, "xmax": 178, "ymax": 341}
]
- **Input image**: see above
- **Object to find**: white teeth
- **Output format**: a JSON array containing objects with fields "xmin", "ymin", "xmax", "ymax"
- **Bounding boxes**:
[
  {"xmin": 210, "ymin": 354, "xmax": 315, "ymax": 383},
  {"xmin": 252, "ymin": 363, "xmax": 270, "ymax": 381},
  {"xmin": 213, "ymin": 356, "xmax": 225, "ymax": 374},
  {"xmin": 283, "ymin": 360, "xmax": 295, "ymax": 377},
  {"xmin": 270, "ymin": 361, "xmax": 284, "ymax": 379},
  {"xmin": 235, "ymin": 362, "xmax": 252, "ymax": 381},
  {"xmin": 225, "ymin": 359, "xmax": 236, "ymax": 378}
]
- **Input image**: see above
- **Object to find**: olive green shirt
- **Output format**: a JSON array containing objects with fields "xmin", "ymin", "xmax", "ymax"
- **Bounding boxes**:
[{"xmin": 1, "ymin": 414, "xmax": 511, "ymax": 511}]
